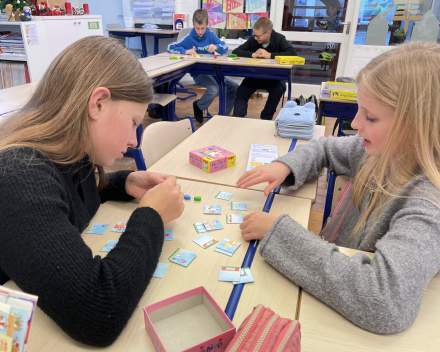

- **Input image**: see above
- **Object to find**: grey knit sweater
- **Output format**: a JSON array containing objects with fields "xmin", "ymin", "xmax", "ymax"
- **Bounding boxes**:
[{"xmin": 260, "ymin": 134, "xmax": 440, "ymax": 334}]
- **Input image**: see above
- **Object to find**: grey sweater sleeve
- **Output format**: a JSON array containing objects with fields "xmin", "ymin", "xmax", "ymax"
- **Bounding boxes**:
[
  {"xmin": 273, "ymin": 134, "xmax": 365, "ymax": 190},
  {"xmin": 260, "ymin": 182, "xmax": 440, "ymax": 334}
]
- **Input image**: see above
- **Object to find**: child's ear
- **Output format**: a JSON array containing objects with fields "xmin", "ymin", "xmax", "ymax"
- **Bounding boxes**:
[{"xmin": 88, "ymin": 87, "xmax": 111, "ymax": 120}]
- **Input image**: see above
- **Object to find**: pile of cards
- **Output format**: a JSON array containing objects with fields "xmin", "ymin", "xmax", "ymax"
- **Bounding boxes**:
[
  {"xmin": 218, "ymin": 267, "xmax": 254, "ymax": 284},
  {"xmin": 203, "ymin": 205, "xmax": 221, "ymax": 214},
  {"xmin": 193, "ymin": 219, "xmax": 223, "ymax": 233},
  {"xmin": 215, "ymin": 191, "xmax": 233, "ymax": 200},
  {"xmin": 168, "ymin": 248, "xmax": 197, "ymax": 267},
  {"xmin": 226, "ymin": 214, "xmax": 243, "ymax": 224},
  {"xmin": 215, "ymin": 238, "xmax": 241, "ymax": 256}
]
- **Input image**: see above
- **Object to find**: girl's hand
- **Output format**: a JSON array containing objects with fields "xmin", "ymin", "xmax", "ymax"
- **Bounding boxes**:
[
  {"xmin": 125, "ymin": 171, "xmax": 171, "ymax": 200},
  {"xmin": 236, "ymin": 162, "xmax": 291, "ymax": 196},
  {"xmin": 240, "ymin": 211, "xmax": 281, "ymax": 241},
  {"xmin": 138, "ymin": 176, "xmax": 184, "ymax": 224}
]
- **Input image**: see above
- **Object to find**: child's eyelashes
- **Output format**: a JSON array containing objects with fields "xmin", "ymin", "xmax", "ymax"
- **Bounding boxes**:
[{"xmin": 366, "ymin": 116, "xmax": 376, "ymax": 123}]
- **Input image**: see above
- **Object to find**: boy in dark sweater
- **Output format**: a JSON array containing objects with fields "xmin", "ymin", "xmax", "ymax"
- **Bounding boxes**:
[{"xmin": 232, "ymin": 18, "xmax": 297, "ymax": 120}]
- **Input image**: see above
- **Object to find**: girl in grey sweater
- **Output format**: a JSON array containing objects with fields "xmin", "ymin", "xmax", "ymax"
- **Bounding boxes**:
[{"xmin": 236, "ymin": 41, "xmax": 440, "ymax": 334}]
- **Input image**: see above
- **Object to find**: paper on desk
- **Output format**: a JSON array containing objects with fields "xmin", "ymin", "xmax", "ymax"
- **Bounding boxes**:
[{"xmin": 246, "ymin": 144, "xmax": 278, "ymax": 171}]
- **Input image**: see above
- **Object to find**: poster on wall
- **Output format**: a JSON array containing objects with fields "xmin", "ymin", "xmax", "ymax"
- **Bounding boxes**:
[
  {"xmin": 24, "ymin": 23, "xmax": 39, "ymax": 46},
  {"xmin": 245, "ymin": 0, "xmax": 267, "ymax": 13},
  {"xmin": 227, "ymin": 13, "xmax": 247, "ymax": 29},
  {"xmin": 247, "ymin": 12, "xmax": 268, "ymax": 28},
  {"xmin": 207, "ymin": 0, "xmax": 223, "ymax": 12},
  {"xmin": 202, "ymin": 0, "xmax": 207, "ymax": 9},
  {"xmin": 223, "ymin": 0, "xmax": 244, "ymax": 13},
  {"xmin": 209, "ymin": 12, "xmax": 227, "ymax": 28}
]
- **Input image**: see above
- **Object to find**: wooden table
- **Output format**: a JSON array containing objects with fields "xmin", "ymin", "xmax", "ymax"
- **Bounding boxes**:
[
  {"xmin": 232, "ymin": 194, "xmax": 311, "ymax": 326},
  {"xmin": 3, "ymin": 178, "xmax": 313, "ymax": 351},
  {"xmin": 148, "ymin": 115, "xmax": 325, "ymax": 202},
  {"xmin": 298, "ymin": 247, "xmax": 440, "ymax": 351},
  {"xmin": 0, "ymin": 81, "xmax": 38, "ymax": 117}
]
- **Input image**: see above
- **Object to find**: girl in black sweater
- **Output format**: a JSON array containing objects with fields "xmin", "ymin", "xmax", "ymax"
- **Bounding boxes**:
[{"xmin": 0, "ymin": 36, "xmax": 184, "ymax": 347}]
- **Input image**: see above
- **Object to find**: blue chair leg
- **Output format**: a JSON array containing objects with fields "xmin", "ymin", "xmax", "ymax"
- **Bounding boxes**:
[
  {"xmin": 133, "ymin": 148, "xmax": 147, "ymax": 171},
  {"xmin": 322, "ymin": 171, "xmax": 337, "ymax": 230},
  {"xmin": 176, "ymin": 83, "xmax": 197, "ymax": 101}
]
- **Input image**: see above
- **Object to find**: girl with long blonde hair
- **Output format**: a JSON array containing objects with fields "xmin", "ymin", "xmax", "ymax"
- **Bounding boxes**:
[
  {"xmin": 0, "ymin": 36, "xmax": 184, "ymax": 346},
  {"xmin": 235, "ymin": 41, "xmax": 440, "ymax": 333}
]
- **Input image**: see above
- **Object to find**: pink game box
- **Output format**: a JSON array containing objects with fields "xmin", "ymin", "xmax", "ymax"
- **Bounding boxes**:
[
  {"xmin": 189, "ymin": 146, "xmax": 236, "ymax": 173},
  {"xmin": 144, "ymin": 286, "xmax": 236, "ymax": 352}
]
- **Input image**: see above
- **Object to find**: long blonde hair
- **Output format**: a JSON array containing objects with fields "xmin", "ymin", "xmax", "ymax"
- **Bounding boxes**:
[
  {"xmin": 351, "ymin": 41, "xmax": 440, "ymax": 237},
  {"xmin": 0, "ymin": 36, "xmax": 153, "ymax": 188}
]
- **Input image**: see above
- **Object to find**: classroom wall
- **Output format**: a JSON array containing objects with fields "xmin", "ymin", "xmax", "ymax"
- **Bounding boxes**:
[
  {"xmin": 348, "ymin": 45, "xmax": 395, "ymax": 78},
  {"xmin": 78, "ymin": 0, "xmax": 125, "ymax": 35}
]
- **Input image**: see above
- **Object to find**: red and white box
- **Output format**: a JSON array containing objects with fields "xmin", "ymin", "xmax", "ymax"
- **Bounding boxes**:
[
  {"xmin": 189, "ymin": 146, "xmax": 236, "ymax": 173},
  {"xmin": 144, "ymin": 286, "xmax": 236, "ymax": 352}
]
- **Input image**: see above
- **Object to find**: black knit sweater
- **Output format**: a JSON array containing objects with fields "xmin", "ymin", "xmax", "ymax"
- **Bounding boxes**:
[{"xmin": 0, "ymin": 148, "xmax": 164, "ymax": 347}]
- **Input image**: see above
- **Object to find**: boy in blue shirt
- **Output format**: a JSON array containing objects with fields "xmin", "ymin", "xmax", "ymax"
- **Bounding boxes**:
[{"xmin": 168, "ymin": 9, "xmax": 238, "ymax": 123}]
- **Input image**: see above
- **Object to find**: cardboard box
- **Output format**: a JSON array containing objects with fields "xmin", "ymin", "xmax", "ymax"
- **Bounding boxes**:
[
  {"xmin": 189, "ymin": 146, "xmax": 236, "ymax": 173},
  {"xmin": 321, "ymin": 81, "xmax": 358, "ymax": 101},
  {"xmin": 174, "ymin": 13, "xmax": 187, "ymax": 30},
  {"xmin": 144, "ymin": 287, "xmax": 236, "ymax": 352},
  {"xmin": 274, "ymin": 56, "xmax": 305, "ymax": 65}
]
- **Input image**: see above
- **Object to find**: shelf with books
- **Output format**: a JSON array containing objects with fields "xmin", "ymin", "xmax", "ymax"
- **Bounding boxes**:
[{"xmin": 0, "ymin": 54, "xmax": 27, "ymax": 61}]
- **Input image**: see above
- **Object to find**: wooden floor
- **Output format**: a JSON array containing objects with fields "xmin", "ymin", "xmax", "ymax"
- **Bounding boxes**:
[{"xmin": 105, "ymin": 89, "xmax": 337, "ymax": 236}]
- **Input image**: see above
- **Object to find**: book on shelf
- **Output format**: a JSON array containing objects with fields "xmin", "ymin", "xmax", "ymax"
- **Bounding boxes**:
[
  {"xmin": 0, "ymin": 33, "xmax": 25, "ymax": 59},
  {"xmin": 0, "ymin": 286, "xmax": 38, "ymax": 352},
  {"xmin": 0, "ymin": 61, "xmax": 30, "ymax": 89}
]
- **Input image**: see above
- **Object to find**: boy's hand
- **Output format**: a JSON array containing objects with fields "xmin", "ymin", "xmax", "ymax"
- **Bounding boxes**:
[
  {"xmin": 208, "ymin": 44, "xmax": 217, "ymax": 53},
  {"xmin": 185, "ymin": 49, "xmax": 197, "ymax": 55},
  {"xmin": 252, "ymin": 53, "xmax": 259, "ymax": 58},
  {"xmin": 255, "ymin": 49, "xmax": 271, "ymax": 59}
]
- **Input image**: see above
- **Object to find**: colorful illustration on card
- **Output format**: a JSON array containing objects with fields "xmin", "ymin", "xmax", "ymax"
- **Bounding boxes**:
[
  {"xmin": 101, "ymin": 240, "xmax": 118, "ymax": 253},
  {"xmin": 226, "ymin": 214, "xmax": 243, "ymax": 224},
  {"xmin": 223, "ymin": 0, "xmax": 244, "ymax": 13},
  {"xmin": 247, "ymin": 12, "xmax": 269, "ymax": 29},
  {"xmin": 227, "ymin": 13, "xmax": 247, "ymax": 29},
  {"xmin": 194, "ymin": 219, "xmax": 224, "ymax": 233},
  {"xmin": 152, "ymin": 263, "xmax": 169, "ymax": 278},
  {"xmin": 164, "ymin": 229, "xmax": 174, "ymax": 241},
  {"xmin": 215, "ymin": 238, "xmax": 241, "ymax": 256},
  {"xmin": 117, "ymin": 222, "xmax": 127, "ymax": 233},
  {"xmin": 208, "ymin": 12, "xmax": 227, "ymax": 28},
  {"xmin": 86, "ymin": 223, "xmax": 109, "ymax": 235},
  {"xmin": 112, "ymin": 222, "xmax": 123, "ymax": 232},
  {"xmin": 231, "ymin": 202, "xmax": 247, "ymax": 210},
  {"xmin": 193, "ymin": 234, "xmax": 218, "ymax": 249},
  {"xmin": 168, "ymin": 248, "xmax": 197, "ymax": 267},
  {"xmin": 206, "ymin": 0, "xmax": 222, "ymax": 12},
  {"xmin": 204, "ymin": 205, "xmax": 222, "ymax": 215},
  {"xmin": 215, "ymin": 191, "xmax": 234, "ymax": 200},
  {"xmin": 218, "ymin": 266, "xmax": 241, "ymax": 282},
  {"xmin": 232, "ymin": 267, "xmax": 255, "ymax": 285},
  {"xmin": 246, "ymin": 0, "xmax": 267, "ymax": 13}
]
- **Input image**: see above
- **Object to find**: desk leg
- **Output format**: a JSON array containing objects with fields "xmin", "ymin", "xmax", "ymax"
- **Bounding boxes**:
[
  {"xmin": 317, "ymin": 101, "xmax": 325, "ymax": 125},
  {"xmin": 215, "ymin": 69, "xmax": 226, "ymax": 116},
  {"xmin": 140, "ymin": 34, "xmax": 148, "ymax": 57},
  {"xmin": 287, "ymin": 69, "xmax": 292, "ymax": 101},
  {"xmin": 154, "ymin": 37, "xmax": 159, "ymax": 55}
]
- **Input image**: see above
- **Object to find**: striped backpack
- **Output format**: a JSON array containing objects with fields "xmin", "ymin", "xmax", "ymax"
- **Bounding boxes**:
[{"xmin": 225, "ymin": 304, "xmax": 301, "ymax": 352}]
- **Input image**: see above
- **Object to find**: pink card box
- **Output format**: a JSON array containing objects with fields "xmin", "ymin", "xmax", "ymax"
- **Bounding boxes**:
[
  {"xmin": 189, "ymin": 146, "xmax": 236, "ymax": 174},
  {"xmin": 144, "ymin": 286, "xmax": 236, "ymax": 352}
]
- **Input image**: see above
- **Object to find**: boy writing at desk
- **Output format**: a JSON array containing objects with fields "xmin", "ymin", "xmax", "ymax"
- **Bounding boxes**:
[
  {"xmin": 167, "ymin": 9, "xmax": 238, "ymax": 123},
  {"xmin": 232, "ymin": 17, "xmax": 297, "ymax": 120}
]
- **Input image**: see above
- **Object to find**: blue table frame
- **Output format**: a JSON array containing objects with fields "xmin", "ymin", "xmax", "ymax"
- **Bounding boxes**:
[{"xmin": 317, "ymin": 99, "xmax": 358, "ymax": 126}]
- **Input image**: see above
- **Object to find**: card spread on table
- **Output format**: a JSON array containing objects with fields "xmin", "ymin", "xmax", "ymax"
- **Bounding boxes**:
[
  {"xmin": 112, "ymin": 222, "xmax": 123, "ymax": 232},
  {"xmin": 203, "ymin": 205, "xmax": 221, "ymax": 214},
  {"xmin": 231, "ymin": 202, "xmax": 247, "ymax": 211},
  {"xmin": 193, "ymin": 233, "xmax": 218, "ymax": 249},
  {"xmin": 164, "ymin": 229, "xmax": 174, "ymax": 241},
  {"xmin": 215, "ymin": 238, "xmax": 241, "ymax": 256},
  {"xmin": 153, "ymin": 263, "xmax": 169, "ymax": 278},
  {"xmin": 168, "ymin": 248, "xmax": 197, "ymax": 267},
  {"xmin": 101, "ymin": 240, "xmax": 118, "ymax": 252},
  {"xmin": 218, "ymin": 266, "xmax": 241, "ymax": 282},
  {"xmin": 232, "ymin": 267, "xmax": 255, "ymax": 285},
  {"xmin": 87, "ymin": 223, "xmax": 109, "ymax": 235},
  {"xmin": 215, "ymin": 191, "xmax": 233, "ymax": 200},
  {"xmin": 194, "ymin": 219, "xmax": 224, "ymax": 233},
  {"xmin": 226, "ymin": 214, "xmax": 243, "ymax": 224}
]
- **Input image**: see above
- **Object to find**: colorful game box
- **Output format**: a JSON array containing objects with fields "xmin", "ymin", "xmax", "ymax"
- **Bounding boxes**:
[
  {"xmin": 189, "ymin": 146, "xmax": 236, "ymax": 173},
  {"xmin": 274, "ymin": 56, "xmax": 305, "ymax": 65},
  {"xmin": 321, "ymin": 81, "xmax": 358, "ymax": 101}
]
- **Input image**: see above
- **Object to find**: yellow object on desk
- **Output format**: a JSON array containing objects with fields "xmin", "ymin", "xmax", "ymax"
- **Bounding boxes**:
[
  {"xmin": 275, "ymin": 56, "xmax": 305, "ymax": 65},
  {"xmin": 321, "ymin": 81, "xmax": 358, "ymax": 101}
]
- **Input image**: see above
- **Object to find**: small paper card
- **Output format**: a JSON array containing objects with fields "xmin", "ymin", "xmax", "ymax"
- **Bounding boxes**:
[
  {"xmin": 231, "ymin": 202, "xmax": 247, "ymax": 210},
  {"xmin": 101, "ymin": 240, "xmax": 118, "ymax": 252},
  {"xmin": 111, "ymin": 221, "xmax": 124, "ymax": 232},
  {"xmin": 232, "ymin": 267, "xmax": 255, "ymax": 285},
  {"xmin": 164, "ymin": 229, "xmax": 174, "ymax": 241},
  {"xmin": 218, "ymin": 266, "xmax": 241, "ymax": 282},
  {"xmin": 194, "ymin": 222, "xmax": 207, "ymax": 233},
  {"xmin": 153, "ymin": 263, "xmax": 169, "ymax": 278},
  {"xmin": 168, "ymin": 248, "xmax": 197, "ymax": 267},
  {"xmin": 226, "ymin": 214, "xmax": 243, "ymax": 224},
  {"xmin": 206, "ymin": 219, "xmax": 223, "ymax": 230},
  {"xmin": 194, "ymin": 220, "xmax": 224, "ymax": 233},
  {"xmin": 203, "ymin": 205, "xmax": 222, "ymax": 214},
  {"xmin": 193, "ymin": 234, "xmax": 218, "ymax": 249},
  {"xmin": 117, "ymin": 222, "xmax": 127, "ymax": 233},
  {"xmin": 87, "ymin": 223, "xmax": 109, "ymax": 235},
  {"xmin": 215, "ymin": 238, "xmax": 241, "ymax": 256},
  {"xmin": 215, "ymin": 191, "xmax": 233, "ymax": 200}
]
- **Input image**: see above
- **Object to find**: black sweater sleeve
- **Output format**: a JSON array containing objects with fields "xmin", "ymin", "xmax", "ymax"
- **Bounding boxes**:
[
  {"xmin": 99, "ymin": 170, "xmax": 134, "ymax": 203},
  {"xmin": 232, "ymin": 40, "xmax": 254, "ymax": 57},
  {"xmin": 270, "ymin": 36, "xmax": 297, "ymax": 59},
  {"xmin": 0, "ymin": 158, "xmax": 164, "ymax": 347}
]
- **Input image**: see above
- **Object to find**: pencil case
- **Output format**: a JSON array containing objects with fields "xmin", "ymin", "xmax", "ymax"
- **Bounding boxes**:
[{"xmin": 225, "ymin": 304, "xmax": 301, "ymax": 352}]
